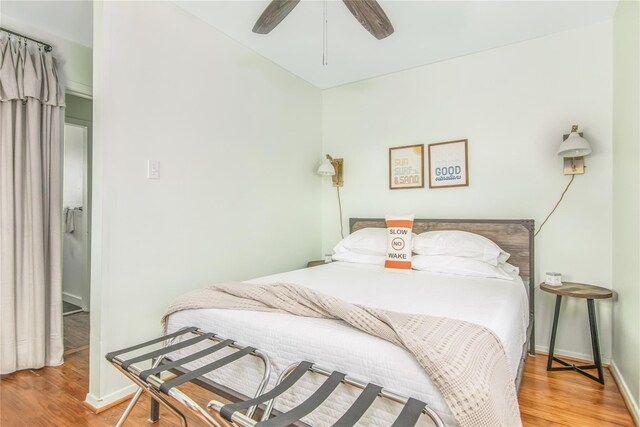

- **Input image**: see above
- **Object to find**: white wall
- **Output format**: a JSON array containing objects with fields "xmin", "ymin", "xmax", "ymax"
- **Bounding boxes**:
[
  {"xmin": 322, "ymin": 22, "xmax": 613, "ymax": 361},
  {"xmin": 612, "ymin": 0, "xmax": 640, "ymax": 420},
  {"xmin": 62, "ymin": 124, "xmax": 89, "ymax": 310},
  {"xmin": 0, "ymin": 14, "xmax": 92, "ymax": 97},
  {"xmin": 63, "ymin": 125, "xmax": 85, "ymax": 208},
  {"xmin": 89, "ymin": 1, "xmax": 322, "ymax": 406}
]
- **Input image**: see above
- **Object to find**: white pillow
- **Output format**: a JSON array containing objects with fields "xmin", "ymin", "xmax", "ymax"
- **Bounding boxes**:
[
  {"xmin": 333, "ymin": 228, "xmax": 388, "ymax": 256},
  {"xmin": 332, "ymin": 251, "xmax": 385, "ymax": 266},
  {"xmin": 501, "ymin": 262, "xmax": 520, "ymax": 275},
  {"xmin": 412, "ymin": 230, "xmax": 510, "ymax": 266},
  {"xmin": 412, "ymin": 255, "xmax": 514, "ymax": 280}
]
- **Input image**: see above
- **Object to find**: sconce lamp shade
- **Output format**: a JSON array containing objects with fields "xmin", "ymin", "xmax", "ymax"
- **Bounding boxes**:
[
  {"xmin": 558, "ymin": 128, "xmax": 592, "ymax": 158},
  {"xmin": 317, "ymin": 158, "xmax": 336, "ymax": 175}
]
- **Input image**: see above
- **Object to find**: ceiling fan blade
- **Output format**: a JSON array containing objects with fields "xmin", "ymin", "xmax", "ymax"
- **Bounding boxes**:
[
  {"xmin": 342, "ymin": 0, "xmax": 394, "ymax": 40},
  {"xmin": 253, "ymin": 0, "xmax": 301, "ymax": 34}
]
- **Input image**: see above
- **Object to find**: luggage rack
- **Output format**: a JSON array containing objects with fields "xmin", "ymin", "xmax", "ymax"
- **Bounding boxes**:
[
  {"xmin": 106, "ymin": 327, "xmax": 272, "ymax": 427},
  {"xmin": 106, "ymin": 328, "xmax": 445, "ymax": 427}
]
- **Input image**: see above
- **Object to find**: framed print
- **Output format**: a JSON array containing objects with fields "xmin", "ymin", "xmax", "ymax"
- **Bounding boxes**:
[
  {"xmin": 389, "ymin": 144, "xmax": 424, "ymax": 190},
  {"xmin": 428, "ymin": 139, "xmax": 469, "ymax": 188}
]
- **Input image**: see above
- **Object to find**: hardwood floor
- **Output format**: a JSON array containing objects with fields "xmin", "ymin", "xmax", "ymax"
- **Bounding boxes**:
[
  {"xmin": 64, "ymin": 312, "xmax": 90, "ymax": 355},
  {"xmin": 520, "ymin": 354, "xmax": 635, "ymax": 426},
  {"xmin": 0, "ymin": 315, "xmax": 635, "ymax": 427}
]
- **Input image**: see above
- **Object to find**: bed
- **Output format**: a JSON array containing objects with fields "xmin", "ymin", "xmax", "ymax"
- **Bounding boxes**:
[{"xmin": 164, "ymin": 218, "xmax": 535, "ymax": 426}]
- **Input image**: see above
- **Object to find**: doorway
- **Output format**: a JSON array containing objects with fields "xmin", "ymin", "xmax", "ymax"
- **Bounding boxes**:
[{"xmin": 63, "ymin": 94, "xmax": 92, "ymax": 355}]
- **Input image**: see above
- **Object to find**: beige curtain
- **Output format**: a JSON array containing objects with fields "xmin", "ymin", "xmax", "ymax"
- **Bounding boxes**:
[{"xmin": 0, "ymin": 39, "xmax": 65, "ymax": 374}]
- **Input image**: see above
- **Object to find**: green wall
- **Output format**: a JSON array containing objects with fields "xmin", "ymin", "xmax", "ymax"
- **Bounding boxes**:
[{"xmin": 612, "ymin": 0, "xmax": 640, "ymax": 420}]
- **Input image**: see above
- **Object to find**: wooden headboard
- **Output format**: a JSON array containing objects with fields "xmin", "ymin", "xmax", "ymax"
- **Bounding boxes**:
[{"xmin": 350, "ymin": 217, "xmax": 536, "ymax": 356}]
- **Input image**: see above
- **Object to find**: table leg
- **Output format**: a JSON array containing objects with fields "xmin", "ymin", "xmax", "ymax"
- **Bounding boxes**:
[
  {"xmin": 587, "ymin": 299, "xmax": 605, "ymax": 384},
  {"xmin": 547, "ymin": 295, "xmax": 562, "ymax": 370}
]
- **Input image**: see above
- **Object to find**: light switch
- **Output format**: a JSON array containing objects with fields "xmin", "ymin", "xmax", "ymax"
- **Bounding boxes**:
[{"xmin": 147, "ymin": 160, "xmax": 160, "ymax": 179}]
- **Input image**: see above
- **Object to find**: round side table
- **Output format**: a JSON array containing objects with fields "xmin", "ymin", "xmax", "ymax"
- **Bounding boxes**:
[{"xmin": 540, "ymin": 282, "xmax": 612, "ymax": 384}]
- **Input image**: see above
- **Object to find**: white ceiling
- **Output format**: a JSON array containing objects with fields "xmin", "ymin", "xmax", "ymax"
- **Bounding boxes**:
[
  {"xmin": 1, "ymin": 0, "xmax": 93, "ymax": 47},
  {"xmin": 175, "ymin": 0, "xmax": 618, "ymax": 89},
  {"xmin": 0, "ymin": 1, "xmax": 617, "ymax": 89}
]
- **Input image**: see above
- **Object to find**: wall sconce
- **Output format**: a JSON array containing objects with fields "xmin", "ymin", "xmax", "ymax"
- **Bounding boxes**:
[
  {"xmin": 536, "ymin": 124, "xmax": 592, "ymax": 237},
  {"xmin": 558, "ymin": 125, "xmax": 592, "ymax": 175},
  {"xmin": 317, "ymin": 154, "xmax": 344, "ymax": 187},
  {"xmin": 317, "ymin": 154, "xmax": 345, "ymax": 238}
]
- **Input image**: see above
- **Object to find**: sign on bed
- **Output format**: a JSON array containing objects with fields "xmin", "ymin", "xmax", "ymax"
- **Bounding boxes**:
[{"xmin": 385, "ymin": 214, "xmax": 414, "ymax": 269}]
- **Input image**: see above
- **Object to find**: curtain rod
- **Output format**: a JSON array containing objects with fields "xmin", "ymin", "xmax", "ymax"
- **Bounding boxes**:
[{"xmin": 0, "ymin": 27, "xmax": 53, "ymax": 52}]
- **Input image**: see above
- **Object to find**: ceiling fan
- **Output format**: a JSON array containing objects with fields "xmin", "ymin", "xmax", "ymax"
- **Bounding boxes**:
[{"xmin": 252, "ymin": 0, "xmax": 394, "ymax": 40}]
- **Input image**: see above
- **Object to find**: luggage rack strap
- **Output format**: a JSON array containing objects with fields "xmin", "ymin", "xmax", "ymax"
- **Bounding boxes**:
[
  {"xmin": 121, "ymin": 333, "xmax": 214, "ymax": 370},
  {"xmin": 332, "ymin": 383, "xmax": 383, "ymax": 427},
  {"xmin": 220, "ymin": 360, "xmax": 313, "ymax": 421},
  {"xmin": 256, "ymin": 371, "xmax": 346, "ymax": 427},
  {"xmin": 105, "ymin": 327, "xmax": 198, "ymax": 362},
  {"xmin": 140, "ymin": 339, "xmax": 234, "ymax": 382},
  {"xmin": 160, "ymin": 345, "xmax": 256, "ymax": 394},
  {"xmin": 391, "ymin": 397, "xmax": 426, "ymax": 427}
]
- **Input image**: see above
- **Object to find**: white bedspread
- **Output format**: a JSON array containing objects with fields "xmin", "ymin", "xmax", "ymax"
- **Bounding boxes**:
[{"xmin": 166, "ymin": 262, "xmax": 529, "ymax": 426}]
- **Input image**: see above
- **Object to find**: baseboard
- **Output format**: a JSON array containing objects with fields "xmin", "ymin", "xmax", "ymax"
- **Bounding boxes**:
[
  {"xmin": 609, "ymin": 360, "xmax": 640, "ymax": 426},
  {"xmin": 535, "ymin": 344, "xmax": 611, "ymax": 365},
  {"xmin": 62, "ymin": 291, "xmax": 84, "ymax": 308},
  {"xmin": 84, "ymin": 384, "xmax": 137, "ymax": 414}
]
